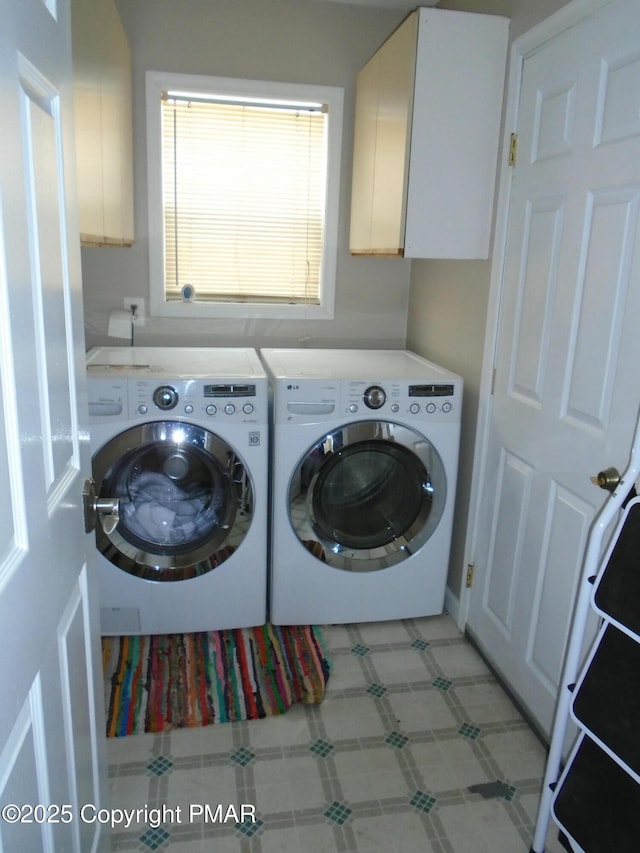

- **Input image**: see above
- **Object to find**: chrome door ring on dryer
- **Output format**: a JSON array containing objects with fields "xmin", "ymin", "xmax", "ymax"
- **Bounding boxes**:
[{"xmin": 289, "ymin": 420, "xmax": 446, "ymax": 572}]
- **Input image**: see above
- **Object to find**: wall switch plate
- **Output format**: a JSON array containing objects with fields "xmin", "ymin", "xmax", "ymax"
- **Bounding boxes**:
[{"xmin": 123, "ymin": 297, "xmax": 146, "ymax": 326}]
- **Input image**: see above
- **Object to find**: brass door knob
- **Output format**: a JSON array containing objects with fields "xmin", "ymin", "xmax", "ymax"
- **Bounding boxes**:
[{"xmin": 590, "ymin": 467, "xmax": 621, "ymax": 492}]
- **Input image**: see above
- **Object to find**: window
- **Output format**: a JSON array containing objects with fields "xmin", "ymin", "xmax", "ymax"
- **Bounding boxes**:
[{"xmin": 146, "ymin": 71, "xmax": 343, "ymax": 319}]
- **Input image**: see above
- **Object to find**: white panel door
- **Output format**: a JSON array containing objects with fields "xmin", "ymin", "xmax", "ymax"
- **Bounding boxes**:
[
  {"xmin": 468, "ymin": 0, "xmax": 640, "ymax": 738},
  {"xmin": 0, "ymin": 0, "xmax": 106, "ymax": 850}
]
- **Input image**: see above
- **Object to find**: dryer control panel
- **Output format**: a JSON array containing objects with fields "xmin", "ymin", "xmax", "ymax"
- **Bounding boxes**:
[
  {"xmin": 276, "ymin": 377, "xmax": 462, "ymax": 424},
  {"xmin": 344, "ymin": 380, "xmax": 460, "ymax": 421}
]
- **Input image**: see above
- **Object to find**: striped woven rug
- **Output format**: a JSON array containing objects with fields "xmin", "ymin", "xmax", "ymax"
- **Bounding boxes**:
[{"xmin": 102, "ymin": 624, "xmax": 330, "ymax": 737}]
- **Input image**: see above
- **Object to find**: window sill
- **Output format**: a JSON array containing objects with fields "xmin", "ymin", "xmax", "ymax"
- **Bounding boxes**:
[{"xmin": 149, "ymin": 297, "xmax": 335, "ymax": 321}]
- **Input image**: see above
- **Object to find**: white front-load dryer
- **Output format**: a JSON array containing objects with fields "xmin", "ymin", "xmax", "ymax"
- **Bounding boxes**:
[
  {"xmin": 261, "ymin": 348, "xmax": 462, "ymax": 626},
  {"xmin": 87, "ymin": 346, "xmax": 268, "ymax": 635}
]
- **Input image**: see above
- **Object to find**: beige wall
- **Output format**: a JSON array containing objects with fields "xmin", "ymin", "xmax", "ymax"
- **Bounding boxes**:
[
  {"xmin": 82, "ymin": 0, "xmax": 413, "ymax": 349},
  {"xmin": 408, "ymin": 0, "xmax": 574, "ymax": 608}
]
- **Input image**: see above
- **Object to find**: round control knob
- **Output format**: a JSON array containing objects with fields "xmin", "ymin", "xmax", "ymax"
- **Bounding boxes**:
[
  {"xmin": 205, "ymin": 404, "xmax": 217, "ymax": 416},
  {"xmin": 184, "ymin": 404, "xmax": 194, "ymax": 415},
  {"xmin": 363, "ymin": 385, "xmax": 386, "ymax": 410},
  {"xmin": 409, "ymin": 402, "xmax": 420, "ymax": 414},
  {"xmin": 426, "ymin": 402, "xmax": 437, "ymax": 414},
  {"xmin": 243, "ymin": 403, "xmax": 254, "ymax": 415},
  {"xmin": 224, "ymin": 403, "xmax": 236, "ymax": 415},
  {"xmin": 442, "ymin": 402, "xmax": 452, "ymax": 413},
  {"xmin": 138, "ymin": 404, "xmax": 148, "ymax": 415},
  {"xmin": 391, "ymin": 403, "xmax": 400, "ymax": 413},
  {"xmin": 349, "ymin": 403, "xmax": 359, "ymax": 414},
  {"xmin": 153, "ymin": 385, "xmax": 178, "ymax": 410}
]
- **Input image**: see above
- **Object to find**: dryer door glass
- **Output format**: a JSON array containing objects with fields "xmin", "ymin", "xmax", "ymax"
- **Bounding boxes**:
[
  {"xmin": 289, "ymin": 421, "xmax": 446, "ymax": 571},
  {"xmin": 312, "ymin": 441, "xmax": 423, "ymax": 549},
  {"xmin": 92, "ymin": 422, "xmax": 253, "ymax": 581}
]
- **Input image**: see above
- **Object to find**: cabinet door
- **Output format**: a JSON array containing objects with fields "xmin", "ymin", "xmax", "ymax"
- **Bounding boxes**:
[
  {"xmin": 405, "ymin": 10, "xmax": 508, "ymax": 258},
  {"xmin": 370, "ymin": 12, "xmax": 417, "ymax": 255},
  {"xmin": 349, "ymin": 12, "xmax": 417, "ymax": 256},
  {"xmin": 349, "ymin": 52, "xmax": 379, "ymax": 253},
  {"xmin": 72, "ymin": 0, "xmax": 134, "ymax": 246},
  {"xmin": 100, "ymin": 0, "xmax": 134, "ymax": 243}
]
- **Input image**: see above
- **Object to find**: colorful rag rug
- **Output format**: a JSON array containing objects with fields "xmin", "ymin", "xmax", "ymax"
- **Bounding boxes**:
[{"xmin": 102, "ymin": 625, "xmax": 330, "ymax": 737}]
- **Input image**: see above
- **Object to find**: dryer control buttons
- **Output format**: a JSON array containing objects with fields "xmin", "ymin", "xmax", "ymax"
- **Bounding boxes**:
[
  {"xmin": 138, "ymin": 404, "xmax": 148, "ymax": 415},
  {"xmin": 426, "ymin": 402, "xmax": 437, "ymax": 414},
  {"xmin": 442, "ymin": 402, "xmax": 452, "ymax": 413},
  {"xmin": 153, "ymin": 385, "xmax": 179, "ymax": 410},
  {"xmin": 184, "ymin": 404, "xmax": 194, "ymax": 415},
  {"xmin": 243, "ymin": 403, "xmax": 254, "ymax": 415},
  {"xmin": 364, "ymin": 385, "xmax": 386, "ymax": 409},
  {"xmin": 205, "ymin": 404, "xmax": 217, "ymax": 416},
  {"xmin": 225, "ymin": 403, "xmax": 236, "ymax": 415},
  {"xmin": 409, "ymin": 403, "xmax": 420, "ymax": 414},
  {"xmin": 391, "ymin": 403, "xmax": 400, "ymax": 413},
  {"xmin": 349, "ymin": 404, "xmax": 359, "ymax": 413}
]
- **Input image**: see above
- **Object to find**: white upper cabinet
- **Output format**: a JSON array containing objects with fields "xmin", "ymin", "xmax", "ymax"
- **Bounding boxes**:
[
  {"xmin": 71, "ymin": 0, "xmax": 134, "ymax": 247},
  {"xmin": 349, "ymin": 8, "xmax": 508, "ymax": 259}
]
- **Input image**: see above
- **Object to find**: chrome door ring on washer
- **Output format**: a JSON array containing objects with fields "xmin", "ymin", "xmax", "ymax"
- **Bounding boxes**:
[
  {"xmin": 92, "ymin": 421, "xmax": 253, "ymax": 581},
  {"xmin": 288, "ymin": 421, "xmax": 446, "ymax": 571}
]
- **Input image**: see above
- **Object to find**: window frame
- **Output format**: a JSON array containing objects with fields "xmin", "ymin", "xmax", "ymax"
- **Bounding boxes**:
[{"xmin": 146, "ymin": 70, "xmax": 344, "ymax": 320}]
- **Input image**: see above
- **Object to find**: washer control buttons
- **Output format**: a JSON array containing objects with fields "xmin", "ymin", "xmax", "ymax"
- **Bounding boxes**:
[
  {"xmin": 409, "ymin": 402, "xmax": 420, "ymax": 414},
  {"xmin": 442, "ymin": 401, "xmax": 452, "ymax": 413},
  {"xmin": 153, "ymin": 385, "xmax": 179, "ymax": 410},
  {"xmin": 205, "ymin": 404, "xmax": 217, "ymax": 416},
  {"xmin": 426, "ymin": 402, "xmax": 437, "ymax": 414},
  {"xmin": 391, "ymin": 403, "xmax": 400, "ymax": 413},
  {"xmin": 363, "ymin": 385, "xmax": 386, "ymax": 409},
  {"xmin": 224, "ymin": 403, "xmax": 236, "ymax": 415},
  {"xmin": 138, "ymin": 404, "xmax": 148, "ymax": 415},
  {"xmin": 243, "ymin": 403, "xmax": 254, "ymax": 415},
  {"xmin": 349, "ymin": 403, "xmax": 359, "ymax": 414},
  {"xmin": 184, "ymin": 404, "xmax": 194, "ymax": 414}
]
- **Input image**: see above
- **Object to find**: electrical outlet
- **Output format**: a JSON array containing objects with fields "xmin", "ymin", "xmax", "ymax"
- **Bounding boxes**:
[{"xmin": 123, "ymin": 297, "xmax": 146, "ymax": 326}]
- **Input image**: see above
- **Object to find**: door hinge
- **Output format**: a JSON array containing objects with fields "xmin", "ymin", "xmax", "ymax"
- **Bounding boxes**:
[
  {"xmin": 466, "ymin": 563, "xmax": 475, "ymax": 589},
  {"xmin": 508, "ymin": 133, "xmax": 518, "ymax": 167}
]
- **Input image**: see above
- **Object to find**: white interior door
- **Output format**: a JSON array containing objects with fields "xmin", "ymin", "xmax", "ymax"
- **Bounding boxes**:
[
  {"xmin": 467, "ymin": 0, "xmax": 640, "ymax": 738},
  {"xmin": 0, "ymin": 0, "xmax": 106, "ymax": 851}
]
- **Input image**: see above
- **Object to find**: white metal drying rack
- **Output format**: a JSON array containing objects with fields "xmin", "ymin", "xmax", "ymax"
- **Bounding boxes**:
[{"xmin": 531, "ymin": 409, "xmax": 640, "ymax": 852}]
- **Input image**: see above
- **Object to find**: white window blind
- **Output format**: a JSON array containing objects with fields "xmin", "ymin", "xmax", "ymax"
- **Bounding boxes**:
[{"xmin": 161, "ymin": 92, "xmax": 328, "ymax": 305}]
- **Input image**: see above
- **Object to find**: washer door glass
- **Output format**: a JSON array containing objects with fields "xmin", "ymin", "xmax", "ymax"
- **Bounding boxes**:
[
  {"xmin": 92, "ymin": 422, "xmax": 253, "ymax": 581},
  {"xmin": 289, "ymin": 421, "xmax": 446, "ymax": 571}
]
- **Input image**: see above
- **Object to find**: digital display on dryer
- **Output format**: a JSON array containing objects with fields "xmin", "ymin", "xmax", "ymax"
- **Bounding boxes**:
[{"xmin": 409, "ymin": 384, "xmax": 455, "ymax": 397}]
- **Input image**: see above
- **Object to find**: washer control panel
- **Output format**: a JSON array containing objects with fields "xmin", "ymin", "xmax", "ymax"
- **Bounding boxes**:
[
  {"xmin": 130, "ymin": 379, "xmax": 264, "ymax": 422},
  {"xmin": 88, "ymin": 379, "xmax": 265, "ymax": 424}
]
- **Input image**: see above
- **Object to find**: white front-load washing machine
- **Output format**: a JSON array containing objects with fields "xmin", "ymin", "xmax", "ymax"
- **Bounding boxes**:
[
  {"xmin": 86, "ymin": 346, "xmax": 268, "ymax": 635},
  {"xmin": 261, "ymin": 348, "xmax": 462, "ymax": 626}
]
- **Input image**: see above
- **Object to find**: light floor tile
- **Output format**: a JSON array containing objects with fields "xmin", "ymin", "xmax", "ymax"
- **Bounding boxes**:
[
  {"xmin": 324, "ymin": 652, "xmax": 370, "ymax": 692},
  {"xmin": 428, "ymin": 642, "xmax": 491, "ymax": 678},
  {"xmin": 350, "ymin": 811, "xmax": 432, "ymax": 851},
  {"xmin": 357, "ymin": 619, "xmax": 413, "ymax": 646},
  {"xmin": 319, "ymin": 695, "xmax": 387, "ymax": 740},
  {"xmin": 367, "ymin": 648, "xmax": 431, "ymax": 684},
  {"xmin": 388, "ymin": 688, "xmax": 458, "ymax": 731}
]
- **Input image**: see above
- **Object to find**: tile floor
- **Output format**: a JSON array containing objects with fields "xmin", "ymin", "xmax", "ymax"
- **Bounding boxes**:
[{"xmin": 106, "ymin": 614, "xmax": 567, "ymax": 852}]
